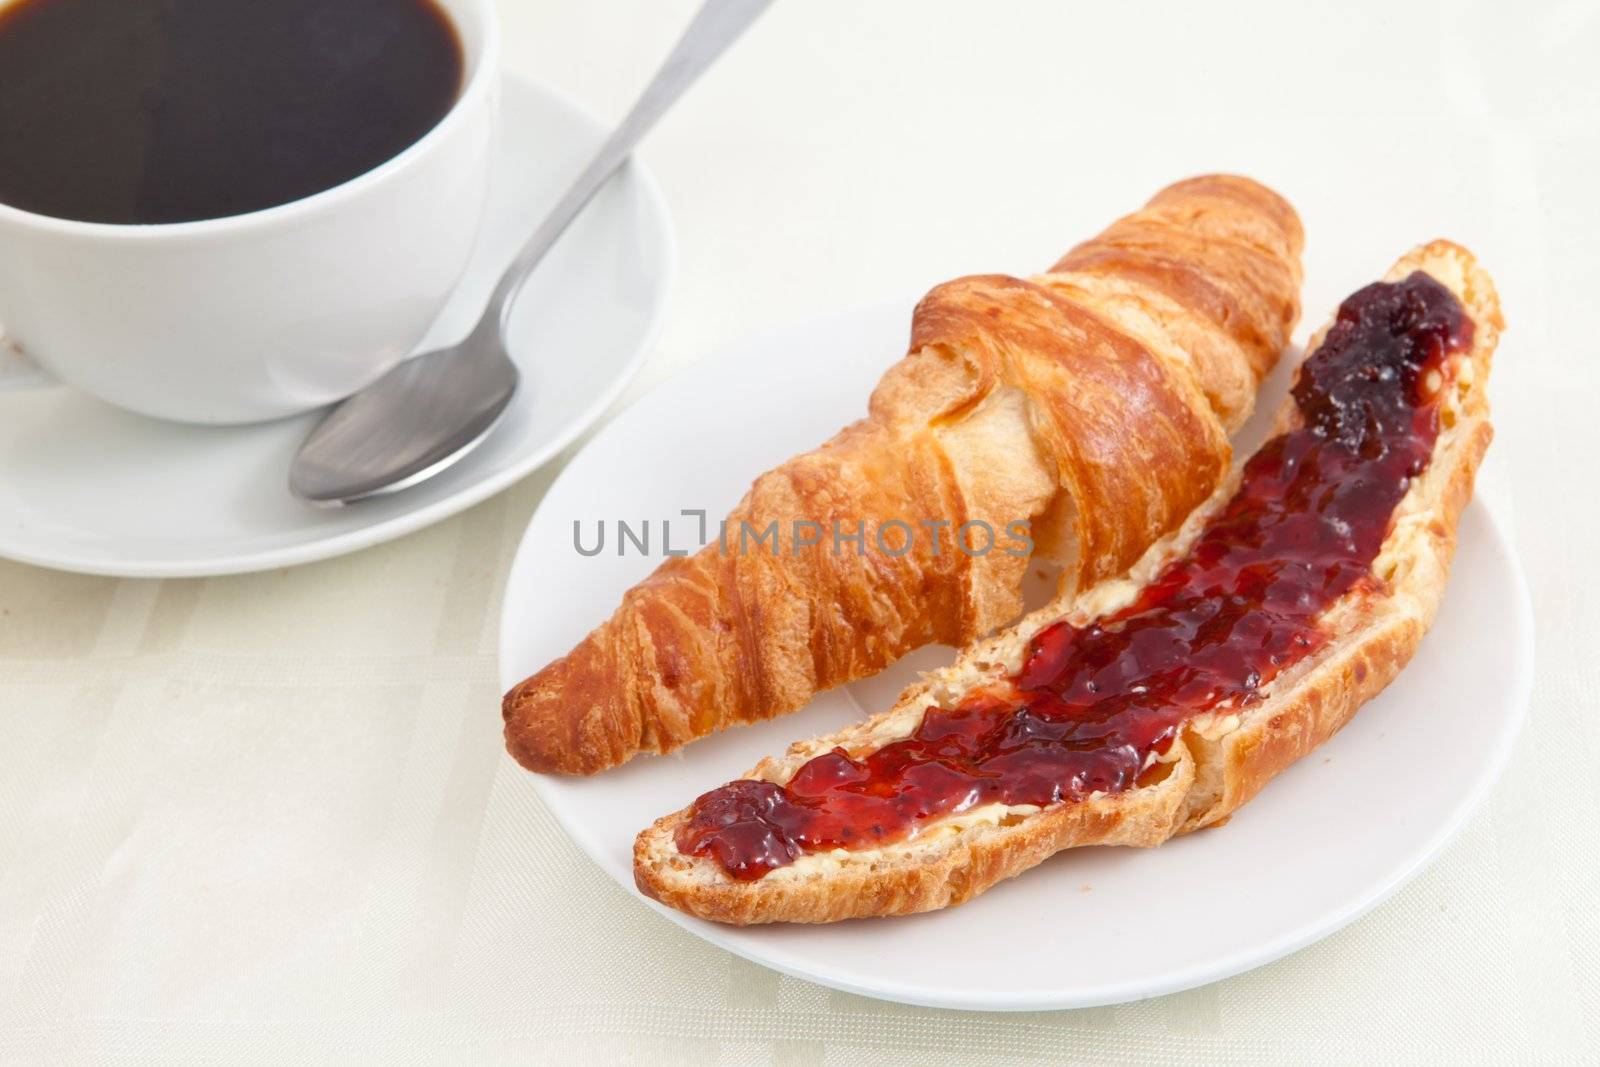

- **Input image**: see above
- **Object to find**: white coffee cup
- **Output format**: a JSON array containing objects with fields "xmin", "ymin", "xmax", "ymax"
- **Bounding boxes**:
[{"xmin": 0, "ymin": 0, "xmax": 499, "ymax": 425}]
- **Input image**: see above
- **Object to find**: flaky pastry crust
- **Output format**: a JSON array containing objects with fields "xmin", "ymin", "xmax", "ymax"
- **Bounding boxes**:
[{"xmin": 506, "ymin": 176, "xmax": 1303, "ymax": 775}]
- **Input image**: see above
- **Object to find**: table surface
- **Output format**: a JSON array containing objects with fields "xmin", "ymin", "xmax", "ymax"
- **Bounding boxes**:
[{"xmin": 2, "ymin": 1, "xmax": 1596, "ymax": 1062}]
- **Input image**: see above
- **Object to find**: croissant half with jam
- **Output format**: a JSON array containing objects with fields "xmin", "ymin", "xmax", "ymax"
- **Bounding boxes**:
[
  {"xmin": 635, "ymin": 242, "xmax": 1500, "ymax": 924},
  {"xmin": 504, "ymin": 176, "xmax": 1304, "ymax": 775}
]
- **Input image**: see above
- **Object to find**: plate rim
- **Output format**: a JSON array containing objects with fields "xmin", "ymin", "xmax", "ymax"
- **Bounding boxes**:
[
  {"xmin": 497, "ymin": 298, "xmax": 1534, "ymax": 1012},
  {"xmin": 0, "ymin": 72, "xmax": 677, "ymax": 580}
]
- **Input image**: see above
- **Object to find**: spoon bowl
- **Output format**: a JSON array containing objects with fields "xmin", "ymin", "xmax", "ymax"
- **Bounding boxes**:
[{"xmin": 289, "ymin": 322, "xmax": 519, "ymax": 505}]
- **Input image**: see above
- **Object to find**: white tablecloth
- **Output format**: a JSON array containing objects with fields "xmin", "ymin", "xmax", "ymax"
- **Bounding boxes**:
[{"xmin": 2, "ymin": 1, "xmax": 1595, "ymax": 1061}]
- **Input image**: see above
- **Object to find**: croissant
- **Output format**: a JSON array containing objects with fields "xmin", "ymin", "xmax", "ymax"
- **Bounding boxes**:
[
  {"xmin": 634, "ymin": 241, "xmax": 1501, "ymax": 923},
  {"xmin": 504, "ymin": 175, "xmax": 1304, "ymax": 775}
]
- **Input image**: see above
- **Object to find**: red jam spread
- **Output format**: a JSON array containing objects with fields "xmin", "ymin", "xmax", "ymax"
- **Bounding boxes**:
[{"xmin": 678, "ymin": 273, "xmax": 1473, "ymax": 881}]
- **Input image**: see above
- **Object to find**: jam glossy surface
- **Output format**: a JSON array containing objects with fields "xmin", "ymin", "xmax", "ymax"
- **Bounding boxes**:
[{"xmin": 679, "ymin": 273, "xmax": 1473, "ymax": 881}]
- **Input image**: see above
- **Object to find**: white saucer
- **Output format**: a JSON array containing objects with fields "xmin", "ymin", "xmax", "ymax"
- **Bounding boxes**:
[
  {"xmin": 0, "ymin": 73, "xmax": 673, "ymax": 578},
  {"xmin": 498, "ymin": 298, "xmax": 1534, "ymax": 1011}
]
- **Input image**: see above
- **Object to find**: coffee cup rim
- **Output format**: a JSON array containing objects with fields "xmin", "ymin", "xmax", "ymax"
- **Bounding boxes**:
[{"xmin": 0, "ymin": 0, "xmax": 499, "ymax": 241}]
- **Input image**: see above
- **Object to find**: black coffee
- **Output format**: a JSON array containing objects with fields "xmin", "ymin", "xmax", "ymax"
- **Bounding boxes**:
[{"xmin": 0, "ymin": 0, "xmax": 463, "ymax": 224}]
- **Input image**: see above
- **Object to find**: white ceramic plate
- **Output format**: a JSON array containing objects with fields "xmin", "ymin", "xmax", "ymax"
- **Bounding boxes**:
[
  {"xmin": 498, "ymin": 299, "xmax": 1534, "ymax": 1011},
  {"xmin": 0, "ymin": 73, "xmax": 673, "ymax": 578}
]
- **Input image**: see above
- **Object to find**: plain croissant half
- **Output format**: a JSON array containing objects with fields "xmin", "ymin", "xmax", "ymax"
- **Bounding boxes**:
[{"xmin": 504, "ymin": 175, "xmax": 1304, "ymax": 775}]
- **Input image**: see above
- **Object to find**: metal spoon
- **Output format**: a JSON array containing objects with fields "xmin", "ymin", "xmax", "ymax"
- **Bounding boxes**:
[{"xmin": 290, "ymin": 0, "xmax": 774, "ymax": 505}]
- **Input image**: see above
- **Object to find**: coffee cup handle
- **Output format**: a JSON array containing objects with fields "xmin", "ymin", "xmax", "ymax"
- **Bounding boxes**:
[{"xmin": 0, "ymin": 330, "xmax": 57, "ymax": 391}]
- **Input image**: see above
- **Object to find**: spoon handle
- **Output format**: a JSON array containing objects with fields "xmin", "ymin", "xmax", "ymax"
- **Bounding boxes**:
[{"xmin": 478, "ymin": 0, "xmax": 775, "ymax": 335}]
